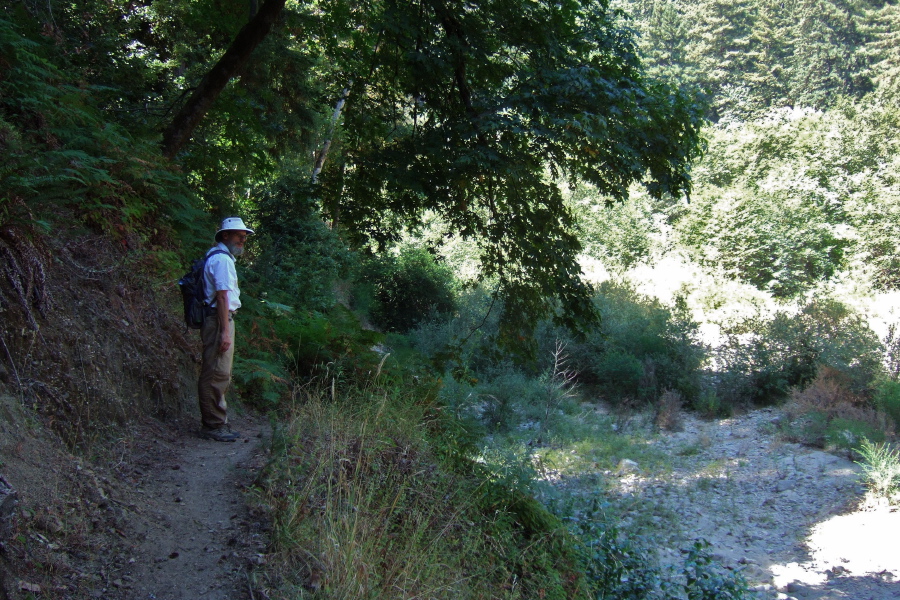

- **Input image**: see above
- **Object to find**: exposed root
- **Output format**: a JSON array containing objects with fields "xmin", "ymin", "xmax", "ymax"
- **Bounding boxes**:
[
  {"xmin": 58, "ymin": 238, "xmax": 121, "ymax": 279},
  {"xmin": 0, "ymin": 224, "xmax": 49, "ymax": 330}
]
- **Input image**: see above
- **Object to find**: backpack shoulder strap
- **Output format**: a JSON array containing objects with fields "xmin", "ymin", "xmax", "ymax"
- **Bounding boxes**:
[{"xmin": 204, "ymin": 248, "xmax": 233, "ymax": 261}]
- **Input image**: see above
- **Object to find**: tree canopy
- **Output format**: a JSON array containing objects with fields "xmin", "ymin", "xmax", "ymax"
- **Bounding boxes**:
[{"xmin": 1, "ymin": 0, "xmax": 707, "ymax": 333}]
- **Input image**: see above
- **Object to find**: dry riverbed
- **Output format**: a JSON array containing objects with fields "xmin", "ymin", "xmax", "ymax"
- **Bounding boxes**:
[{"xmin": 543, "ymin": 406, "xmax": 900, "ymax": 600}]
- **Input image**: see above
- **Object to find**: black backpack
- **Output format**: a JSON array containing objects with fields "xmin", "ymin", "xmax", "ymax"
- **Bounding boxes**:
[{"xmin": 178, "ymin": 249, "xmax": 229, "ymax": 329}]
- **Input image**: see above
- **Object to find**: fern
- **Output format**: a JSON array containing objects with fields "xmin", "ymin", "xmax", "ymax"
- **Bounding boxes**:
[
  {"xmin": 0, "ymin": 15, "xmax": 204, "ymax": 243},
  {"xmin": 233, "ymin": 356, "xmax": 291, "ymax": 406}
]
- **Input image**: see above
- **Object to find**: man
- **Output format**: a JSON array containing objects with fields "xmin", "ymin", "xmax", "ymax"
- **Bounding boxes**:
[{"xmin": 198, "ymin": 217, "xmax": 253, "ymax": 442}]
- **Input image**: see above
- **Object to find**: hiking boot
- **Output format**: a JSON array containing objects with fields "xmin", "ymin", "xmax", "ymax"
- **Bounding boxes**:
[{"xmin": 199, "ymin": 427, "xmax": 240, "ymax": 442}]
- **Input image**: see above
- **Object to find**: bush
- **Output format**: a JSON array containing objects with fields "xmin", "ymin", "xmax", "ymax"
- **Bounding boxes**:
[
  {"xmin": 717, "ymin": 298, "xmax": 884, "ymax": 405},
  {"xmin": 883, "ymin": 324, "xmax": 900, "ymax": 380},
  {"xmin": 359, "ymin": 245, "xmax": 458, "ymax": 333},
  {"xmin": 825, "ymin": 418, "xmax": 885, "ymax": 452},
  {"xmin": 779, "ymin": 368, "xmax": 887, "ymax": 449},
  {"xmin": 559, "ymin": 499, "xmax": 748, "ymax": 600},
  {"xmin": 232, "ymin": 303, "xmax": 390, "ymax": 408},
  {"xmin": 655, "ymin": 390, "xmax": 683, "ymax": 431},
  {"xmin": 693, "ymin": 388, "xmax": 732, "ymax": 419},
  {"xmin": 410, "ymin": 285, "xmax": 502, "ymax": 375},
  {"xmin": 245, "ymin": 170, "xmax": 353, "ymax": 312},
  {"xmin": 573, "ymin": 282, "xmax": 706, "ymax": 406},
  {"xmin": 681, "ymin": 540, "xmax": 749, "ymax": 600},
  {"xmin": 874, "ymin": 379, "xmax": 900, "ymax": 431},
  {"xmin": 477, "ymin": 368, "xmax": 543, "ymax": 432}
]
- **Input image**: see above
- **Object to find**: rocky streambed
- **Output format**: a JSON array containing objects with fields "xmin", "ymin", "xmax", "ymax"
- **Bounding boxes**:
[{"xmin": 546, "ymin": 407, "xmax": 900, "ymax": 600}]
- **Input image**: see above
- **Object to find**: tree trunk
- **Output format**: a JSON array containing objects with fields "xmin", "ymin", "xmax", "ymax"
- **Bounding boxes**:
[
  {"xmin": 311, "ymin": 84, "xmax": 352, "ymax": 185},
  {"xmin": 161, "ymin": 0, "xmax": 287, "ymax": 160}
]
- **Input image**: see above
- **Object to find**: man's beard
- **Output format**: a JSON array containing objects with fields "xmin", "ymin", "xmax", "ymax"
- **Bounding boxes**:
[{"xmin": 225, "ymin": 243, "xmax": 244, "ymax": 257}]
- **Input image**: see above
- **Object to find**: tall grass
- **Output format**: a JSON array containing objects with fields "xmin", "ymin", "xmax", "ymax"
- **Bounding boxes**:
[{"xmin": 253, "ymin": 380, "xmax": 591, "ymax": 599}]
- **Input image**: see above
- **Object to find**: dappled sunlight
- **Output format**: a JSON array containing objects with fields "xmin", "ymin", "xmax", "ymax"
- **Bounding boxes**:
[{"xmin": 771, "ymin": 503, "xmax": 900, "ymax": 588}]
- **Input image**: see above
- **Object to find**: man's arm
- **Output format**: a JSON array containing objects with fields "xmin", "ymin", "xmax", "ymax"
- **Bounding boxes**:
[{"xmin": 216, "ymin": 290, "xmax": 232, "ymax": 353}]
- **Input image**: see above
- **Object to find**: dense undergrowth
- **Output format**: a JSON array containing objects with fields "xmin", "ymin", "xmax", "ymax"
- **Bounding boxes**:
[
  {"xmin": 217, "ymin": 217, "xmax": 900, "ymax": 597},
  {"xmin": 253, "ymin": 381, "xmax": 590, "ymax": 599}
]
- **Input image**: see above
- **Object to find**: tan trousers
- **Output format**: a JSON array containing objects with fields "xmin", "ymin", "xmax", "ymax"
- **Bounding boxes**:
[{"xmin": 198, "ymin": 312, "xmax": 235, "ymax": 429}]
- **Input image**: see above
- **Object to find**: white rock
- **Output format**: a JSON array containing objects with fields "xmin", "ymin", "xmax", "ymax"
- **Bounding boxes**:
[{"xmin": 616, "ymin": 459, "xmax": 640, "ymax": 475}]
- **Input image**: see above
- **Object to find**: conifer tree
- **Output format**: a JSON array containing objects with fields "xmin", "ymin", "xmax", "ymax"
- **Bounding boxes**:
[{"xmin": 860, "ymin": 0, "xmax": 900, "ymax": 99}]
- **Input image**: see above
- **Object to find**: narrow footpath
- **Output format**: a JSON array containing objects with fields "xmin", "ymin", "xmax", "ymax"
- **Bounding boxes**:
[{"xmin": 115, "ymin": 415, "xmax": 269, "ymax": 600}]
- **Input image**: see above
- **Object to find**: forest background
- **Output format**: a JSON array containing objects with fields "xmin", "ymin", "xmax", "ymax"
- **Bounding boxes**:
[{"xmin": 2, "ymin": 0, "xmax": 900, "ymax": 597}]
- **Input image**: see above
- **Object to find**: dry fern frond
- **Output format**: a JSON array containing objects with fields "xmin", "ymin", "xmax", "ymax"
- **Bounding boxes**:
[{"xmin": 0, "ymin": 223, "xmax": 50, "ymax": 330}]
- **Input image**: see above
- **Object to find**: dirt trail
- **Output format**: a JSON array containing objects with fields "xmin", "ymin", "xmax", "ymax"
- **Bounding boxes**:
[{"xmin": 116, "ymin": 415, "xmax": 269, "ymax": 600}]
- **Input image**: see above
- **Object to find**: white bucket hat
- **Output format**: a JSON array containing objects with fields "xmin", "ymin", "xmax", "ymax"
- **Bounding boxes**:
[{"xmin": 215, "ymin": 217, "xmax": 254, "ymax": 240}]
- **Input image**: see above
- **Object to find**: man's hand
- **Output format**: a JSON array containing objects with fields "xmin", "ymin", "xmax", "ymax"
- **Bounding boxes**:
[{"xmin": 219, "ymin": 329, "xmax": 232, "ymax": 354}]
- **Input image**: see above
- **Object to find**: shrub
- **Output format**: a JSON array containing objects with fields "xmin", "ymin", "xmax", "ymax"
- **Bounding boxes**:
[
  {"xmin": 717, "ymin": 298, "xmax": 884, "ymax": 405},
  {"xmin": 874, "ymin": 379, "xmax": 900, "ymax": 431},
  {"xmin": 883, "ymin": 323, "xmax": 900, "ymax": 381},
  {"xmin": 232, "ymin": 302, "xmax": 390, "ymax": 408},
  {"xmin": 477, "ymin": 367, "xmax": 544, "ymax": 433},
  {"xmin": 682, "ymin": 540, "xmax": 749, "ymax": 600},
  {"xmin": 245, "ymin": 170, "xmax": 353, "ymax": 312},
  {"xmin": 790, "ymin": 368, "xmax": 869, "ymax": 416},
  {"xmin": 409, "ymin": 285, "xmax": 502, "ymax": 375},
  {"xmin": 559, "ymin": 499, "xmax": 748, "ymax": 600},
  {"xmin": 693, "ymin": 388, "xmax": 732, "ymax": 419},
  {"xmin": 780, "ymin": 368, "xmax": 887, "ymax": 449},
  {"xmin": 825, "ymin": 418, "xmax": 885, "ymax": 452},
  {"xmin": 359, "ymin": 245, "xmax": 457, "ymax": 333},
  {"xmin": 573, "ymin": 282, "xmax": 706, "ymax": 406},
  {"xmin": 655, "ymin": 390, "xmax": 683, "ymax": 431},
  {"xmin": 537, "ymin": 341, "xmax": 579, "ymax": 427},
  {"xmin": 480, "ymin": 342, "xmax": 581, "ymax": 438}
]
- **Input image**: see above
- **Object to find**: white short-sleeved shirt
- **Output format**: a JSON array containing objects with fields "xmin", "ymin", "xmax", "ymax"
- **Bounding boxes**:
[{"xmin": 203, "ymin": 243, "xmax": 241, "ymax": 311}]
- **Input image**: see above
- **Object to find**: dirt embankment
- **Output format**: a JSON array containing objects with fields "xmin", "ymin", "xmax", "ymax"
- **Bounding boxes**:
[{"xmin": 0, "ymin": 230, "xmax": 197, "ymax": 435}]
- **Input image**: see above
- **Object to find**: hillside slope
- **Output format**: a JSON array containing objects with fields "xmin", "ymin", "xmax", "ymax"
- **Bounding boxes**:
[{"xmin": 0, "ymin": 226, "xmax": 217, "ymax": 599}]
